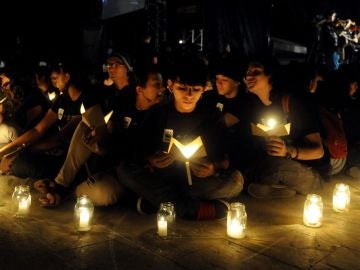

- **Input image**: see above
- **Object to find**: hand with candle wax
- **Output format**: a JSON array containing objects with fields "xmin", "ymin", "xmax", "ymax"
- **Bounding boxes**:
[{"xmin": 265, "ymin": 136, "xmax": 288, "ymax": 157}]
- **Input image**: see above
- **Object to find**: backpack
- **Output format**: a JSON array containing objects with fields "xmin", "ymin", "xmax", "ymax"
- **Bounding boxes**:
[
  {"xmin": 281, "ymin": 95, "xmax": 348, "ymax": 159},
  {"xmin": 318, "ymin": 106, "xmax": 348, "ymax": 159}
]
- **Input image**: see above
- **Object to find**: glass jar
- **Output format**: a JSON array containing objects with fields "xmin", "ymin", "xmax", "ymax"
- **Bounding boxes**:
[
  {"xmin": 157, "ymin": 202, "xmax": 175, "ymax": 237},
  {"xmin": 11, "ymin": 185, "xmax": 31, "ymax": 217},
  {"xmin": 74, "ymin": 195, "xmax": 94, "ymax": 232},
  {"xmin": 303, "ymin": 194, "xmax": 323, "ymax": 227},
  {"xmin": 157, "ymin": 202, "xmax": 176, "ymax": 223},
  {"xmin": 333, "ymin": 183, "xmax": 350, "ymax": 212},
  {"xmin": 227, "ymin": 202, "xmax": 247, "ymax": 239}
]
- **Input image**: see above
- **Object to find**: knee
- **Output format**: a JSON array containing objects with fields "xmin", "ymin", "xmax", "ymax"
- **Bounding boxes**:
[
  {"xmin": 227, "ymin": 170, "xmax": 244, "ymax": 198},
  {"xmin": 76, "ymin": 178, "xmax": 123, "ymax": 206}
]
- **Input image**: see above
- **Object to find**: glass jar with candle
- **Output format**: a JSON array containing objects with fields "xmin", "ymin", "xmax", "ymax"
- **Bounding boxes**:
[
  {"xmin": 74, "ymin": 195, "xmax": 94, "ymax": 232},
  {"xmin": 303, "ymin": 194, "xmax": 323, "ymax": 227},
  {"xmin": 333, "ymin": 183, "xmax": 350, "ymax": 212},
  {"xmin": 227, "ymin": 202, "xmax": 247, "ymax": 239},
  {"xmin": 157, "ymin": 202, "xmax": 175, "ymax": 237},
  {"xmin": 158, "ymin": 202, "xmax": 176, "ymax": 223},
  {"xmin": 11, "ymin": 185, "xmax": 31, "ymax": 217}
]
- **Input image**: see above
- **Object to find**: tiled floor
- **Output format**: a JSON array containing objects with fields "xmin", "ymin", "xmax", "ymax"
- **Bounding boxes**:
[{"xmin": 0, "ymin": 174, "xmax": 359, "ymax": 270}]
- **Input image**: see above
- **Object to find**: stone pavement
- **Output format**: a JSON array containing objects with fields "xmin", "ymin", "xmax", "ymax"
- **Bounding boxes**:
[{"xmin": 0, "ymin": 174, "xmax": 359, "ymax": 270}]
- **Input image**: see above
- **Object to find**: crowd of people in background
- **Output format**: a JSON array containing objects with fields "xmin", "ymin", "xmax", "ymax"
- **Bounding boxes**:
[
  {"xmin": 0, "ymin": 10, "xmax": 360, "ymax": 221},
  {"xmin": 314, "ymin": 9, "xmax": 360, "ymax": 70}
]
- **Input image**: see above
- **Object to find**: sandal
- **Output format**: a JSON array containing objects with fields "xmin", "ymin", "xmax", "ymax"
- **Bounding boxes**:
[{"xmin": 33, "ymin": 179, "xmax": 68, "ymax": 207}]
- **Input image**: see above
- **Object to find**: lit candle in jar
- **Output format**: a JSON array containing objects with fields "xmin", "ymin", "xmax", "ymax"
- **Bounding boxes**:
[
  {"xmin": 79, "ymin": 208, "xmax": 90, "ymax": 229},
  {"xmin": 333, "ymin": 183, "xmax": 350, "ymax": 212},
  {"xmin": 18, "ymin": 198, "xmax": 30, "ymax": 215},
  {"xmin": 74, "ymin": 195, "xmax": 94, "ymax": 231},
  {"xmin": 227, "ymin": 202, "xmax": 247, "ymax": 239},
  {"xmin": 157, "ymin": 217, "xmax": 167, "ymax": 237},
  {"xmin": 303, "ymin": 194, "xmax": 323, "ymax": 227},
  {"xmin": 227, "ymin": 219, "xmax": 244, "ymax": 239}
]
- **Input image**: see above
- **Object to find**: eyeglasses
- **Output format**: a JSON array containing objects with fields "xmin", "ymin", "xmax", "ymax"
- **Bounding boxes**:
[{"xmin": 105, "ymin": 62, "xmax": 125, "ymax": 69}]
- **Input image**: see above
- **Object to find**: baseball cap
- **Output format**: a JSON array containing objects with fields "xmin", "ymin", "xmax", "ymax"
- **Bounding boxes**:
[{"xmin": 107, "ymin": 52, "xmax": 133, "ymax": 72}]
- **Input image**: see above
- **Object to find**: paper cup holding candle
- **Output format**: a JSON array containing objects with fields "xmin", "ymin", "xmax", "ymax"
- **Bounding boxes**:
[
  {"xmin": 251, "ymin": 116, "xmax": 290, "ymax": 137},
  {"xmin": 80, "ymin": 103, "xmax": 113, "ymax": 128},
  {"xmin": 167, "ymin": 136, "xmax": 207, "ymax": 186}
]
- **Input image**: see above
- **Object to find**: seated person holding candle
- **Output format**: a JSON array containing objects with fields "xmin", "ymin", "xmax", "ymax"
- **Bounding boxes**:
[
  {"xmin": 116, "ymin": 54, "xmax": 244, "ymax": 220},
  {"xmin": 241, "ymin": 55, "xmax": 325, "ymax": 199},
  {"xmin": 0, "ymin": 61, "xmax": 91, "ymax": 179},
  {"xmin": 33, "ymin": 65, "xmax": 165, "ymax": 207}
]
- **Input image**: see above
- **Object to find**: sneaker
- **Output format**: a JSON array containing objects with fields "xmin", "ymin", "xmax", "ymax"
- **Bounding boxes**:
[
  {"xmin": 136, "ymin": 197, "xmax": 157, "ymax": 215},
  {"xmin": 196, "ymin": 199, "xmax": 230, "ymax": 221},
  {"xmin": 247, "ymin": 183, "xmax": 296, "ymax": 199}
]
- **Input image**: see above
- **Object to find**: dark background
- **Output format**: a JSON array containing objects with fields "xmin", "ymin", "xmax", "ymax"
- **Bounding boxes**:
[{"xmin": 1, "ymin": 0, "xmax": 359, "ymax": 64}]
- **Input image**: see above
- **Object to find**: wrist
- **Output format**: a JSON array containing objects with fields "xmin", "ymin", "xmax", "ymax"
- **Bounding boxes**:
[{"xmin": 286, "ymin": 145, "xmax": 299, "ymax": 159}]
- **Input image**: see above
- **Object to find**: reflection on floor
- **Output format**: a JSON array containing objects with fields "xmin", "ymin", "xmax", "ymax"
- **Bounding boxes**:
[{"xmin": 0, "ymin": 174, "xmax": 359, "ymax": 269}]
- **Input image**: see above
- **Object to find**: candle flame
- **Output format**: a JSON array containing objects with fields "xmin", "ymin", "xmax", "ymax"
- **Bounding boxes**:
[
  {"xmin": 48, "ymin": 92, "xmax": 56, "ymax": 101},
  {"xmin": 266, "ymin": 118, "xmax": 277, "ymax": 129},
  {"xmin": 80, "ymin": 103, "xmax": 85, "ymax": 114}
]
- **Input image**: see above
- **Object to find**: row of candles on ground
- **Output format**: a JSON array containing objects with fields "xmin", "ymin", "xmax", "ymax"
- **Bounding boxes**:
[
  {"xmin": 11, "ymin": 186, "xmax": 94, "ymax": 231},
  {"xmin": 11, "ymin": 183, "xmax": 351, "ymax": 233},
  {"xmin": 157, "ymin": 183, "xmax": 351, "ymax": 237}
]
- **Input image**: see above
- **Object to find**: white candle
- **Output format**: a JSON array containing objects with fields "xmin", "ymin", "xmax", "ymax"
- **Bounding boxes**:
[
  {"xmin": 18, "ymin": 198, "xmax": 29, "ymax": 215},
  {"xmin": 333, "ymin": 183, "xmax": 350, "ymax": 212},
  {"xmin": 227, "ymin": 219, "xmax": 244, "ymax": 239},
  {"xmin": 305, "ymin": 204, "xmax": 321, "ymax": 225},
  {"xmin": 157, "ymin": 217, "xmax": 167, "ymax": 237},
  {"xmin": 303, "ymin": 194, "xmax": 323, "ymax": 227},
  {"xmin": 185, "ymin": 161, "xmax": 192, "ymax": 186},
  {"xmin": 79, "ymin": 209, "xmax": 90, "ymax": 229},
  {"xmin": 333, "ymin": 193, "xmax": 347, "ymax": 211}
]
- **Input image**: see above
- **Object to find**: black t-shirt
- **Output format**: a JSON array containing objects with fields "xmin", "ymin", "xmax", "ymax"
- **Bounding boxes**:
[
  {"xmin": 50, "ymin": 93, "xmax": 83, "ymax": 130},
  {"xmin": 242, "ymin": 93, "xmax": 327, "ymax": 169},
  {"xmin": 95, "ymin": 84, "xmax": 134, "ymax": 116},
  {"xmin": 109, "ymin": 92, "xmax": 150, "ymax": 162},
  {"xmin": 246, "ymin": 93, "xmax": 319, "ymax": 143},
  {"xmin": 141, "ymin": 102, "xmax": 227, "ymax": 163}
]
